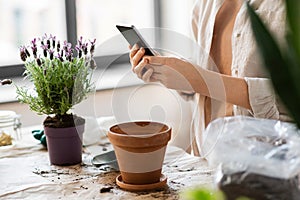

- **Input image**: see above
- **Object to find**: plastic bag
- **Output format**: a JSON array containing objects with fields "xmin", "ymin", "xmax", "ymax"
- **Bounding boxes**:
[
  {"xmin": 201, "ymin": 116, "xmax": 300, "ymax": 200},
  {"xmin": 202, "ymin": 116, "xmax": 300, "ymax": 179}
]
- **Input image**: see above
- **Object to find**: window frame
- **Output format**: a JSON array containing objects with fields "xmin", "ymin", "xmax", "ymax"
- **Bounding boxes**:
[{"xmin": 0, "ymin": 0, "xmax": 161, "ymax": 79}]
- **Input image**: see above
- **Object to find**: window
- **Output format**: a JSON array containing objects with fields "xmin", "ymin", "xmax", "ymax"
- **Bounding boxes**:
[
  {"xmin": 0, "ymin": 0, "xmax": 158, "ymax": 78},
  {"xmin": 0, "ymin": 0, "xmax": 66, "ymax": 66},
  {"xmin": 0, "ymin": 0, "xmax": 196, "ymax": 96},
  {"xmin": 76, "ymin": 0, "xmax": 155, "ymax": 55}
]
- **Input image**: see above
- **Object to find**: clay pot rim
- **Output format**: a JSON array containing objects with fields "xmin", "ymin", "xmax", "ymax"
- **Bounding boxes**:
[{"xmin": 109, "ymin": 121, "xmax": 171, "ymax": 138}]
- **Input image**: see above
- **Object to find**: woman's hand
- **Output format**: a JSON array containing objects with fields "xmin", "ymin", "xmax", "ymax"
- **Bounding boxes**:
[
  {"xmin": 129, "ymin": 44, "xmax": 155, "ymax": 82},
  {"xmin": 129, "ymin": 44, "xmax": 198, "ymax": 92}
]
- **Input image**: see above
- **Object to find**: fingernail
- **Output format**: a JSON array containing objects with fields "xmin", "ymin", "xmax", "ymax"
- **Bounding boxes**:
[{"xmin": 140, "ymin": 47, "xmax": 144, "ymax": 52}]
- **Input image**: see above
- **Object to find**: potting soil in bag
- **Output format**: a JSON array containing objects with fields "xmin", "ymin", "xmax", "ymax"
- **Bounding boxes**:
[{"xmin": 201, "ymin": 116, "xmax": 300, "ymax": 200}]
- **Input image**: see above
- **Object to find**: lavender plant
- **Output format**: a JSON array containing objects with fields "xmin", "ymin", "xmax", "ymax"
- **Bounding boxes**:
[{"xmin": 17, "ymin": 34, "xmax": 96, "ymax": 118}]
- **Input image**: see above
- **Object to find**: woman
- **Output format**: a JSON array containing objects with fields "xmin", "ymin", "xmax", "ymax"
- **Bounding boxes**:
[{"xmin": 129, "ymin": 0, "xmax": 288, "ymax": 155}]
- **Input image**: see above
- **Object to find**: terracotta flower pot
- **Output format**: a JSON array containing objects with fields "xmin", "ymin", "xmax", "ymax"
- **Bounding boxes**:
[
  {"xmin": 44, "ymin": 124, "xmax": 84, "ymax": 165},
  {"xmin": 108, "ymin": 121, "xmax": 171, "ymax": 185}
]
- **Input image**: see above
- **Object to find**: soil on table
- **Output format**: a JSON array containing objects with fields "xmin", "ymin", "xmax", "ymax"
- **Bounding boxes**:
[{"xmin": 43, "ymin": 114, "xmax": 85, "ymax": 128}]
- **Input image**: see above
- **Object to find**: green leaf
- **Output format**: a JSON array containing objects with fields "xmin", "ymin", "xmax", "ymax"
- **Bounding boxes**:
[
  {"xmin": 285, "ymin": 34, "xmax": 300, "ymax": 96},
  {"xmin": 181, "ymin": 188, "xmax": 225, "ymax": 200},
  {"xmin": 286, "ymin": 0, "xmax": 300, "ymax": 57},
  {"xmin": 246, "ymin": 3, "xmax": 300, "ymax": 128}
]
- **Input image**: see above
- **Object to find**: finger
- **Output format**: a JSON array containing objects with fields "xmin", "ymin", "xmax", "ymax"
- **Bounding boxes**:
[
  {"xmin": 133, "ymin": 57, "xmax": 148, "ymax": 78},
  {"xmin": 131, "ymin": 47, "xmax": 145, "ymax": 68},
  {"xmin": 129, "ymin": 44, "xmax": 139, "ymax": 59},
  {"xmin": 141, "ymin": 67, "xmax": 154, "ymax": 82}
]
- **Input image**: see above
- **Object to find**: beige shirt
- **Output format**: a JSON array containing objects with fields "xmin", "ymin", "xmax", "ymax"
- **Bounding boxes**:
[{"xmin": 191, "ymin": 0, "xmax": 290, "ymax": 155}]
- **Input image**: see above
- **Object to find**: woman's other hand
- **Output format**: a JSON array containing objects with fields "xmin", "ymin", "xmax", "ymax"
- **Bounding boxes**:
[
  {"xmin": 143, "ymin": 56, "xmax": 198, "ymax": 92},
  {"xmin": 129, "ymin": 44, "xmax": 155, "ymax": 83},
  {"xmin": 130, "ymin": 47, "xmax": 198, "ymax": 93}
]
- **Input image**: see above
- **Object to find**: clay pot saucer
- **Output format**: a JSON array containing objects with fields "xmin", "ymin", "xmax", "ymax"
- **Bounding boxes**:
[{"xmin": 116, "ymin": 174, "xmax": 167, "ymax": 191}]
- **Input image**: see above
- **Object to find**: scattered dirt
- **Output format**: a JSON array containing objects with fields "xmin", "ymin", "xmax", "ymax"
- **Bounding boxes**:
[{"xmin": 100, "ymin": 186, "xmax": 114, "ymax": 193}]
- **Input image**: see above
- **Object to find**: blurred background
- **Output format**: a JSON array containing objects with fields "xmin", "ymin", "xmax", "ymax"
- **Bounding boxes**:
[
  {"xmin": 0, "ymin": 0, "xmax": 197, "ymax": 150},
  {"xmin": 0, "ymin": 0, "xmax": 195, "ymax": 65}
]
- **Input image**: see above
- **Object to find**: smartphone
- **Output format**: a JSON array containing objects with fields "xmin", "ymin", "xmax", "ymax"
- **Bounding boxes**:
[{"xmin": 116, "ymin": 25, "xmax": 155, "ymax": 56}]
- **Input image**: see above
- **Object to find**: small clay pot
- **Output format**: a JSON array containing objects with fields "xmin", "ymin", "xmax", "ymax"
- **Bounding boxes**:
[
  {"xmin": 108, "ymin": 121, "xmax": 171, "ymax": 185},
  {"xmin": 44, "ymin": 124, "xmax": 84, "ymax": 165}
]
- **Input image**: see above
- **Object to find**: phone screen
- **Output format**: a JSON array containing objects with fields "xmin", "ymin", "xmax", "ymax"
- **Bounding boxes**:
[{"xmin": 116, "ymin": 25, "xmax": 155, "ymax": 56}]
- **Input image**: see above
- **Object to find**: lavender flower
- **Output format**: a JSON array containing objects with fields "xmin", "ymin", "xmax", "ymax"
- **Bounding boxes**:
[
  {"xmin": 36, "ymin": 58, "xmax": 42, "ymax": 66},
  {"xmin": 49, "ymin": 49, "xmax": 54, "ymax": 60},
  {"xmin": 20, "ymin": 46, "xmax": 27, "ymax": 61},
  {"xmin": 41, "ymin": 44, "xmax": 48, "ymax": 57},
  {"xmin": 31, "ymin": 39, "xmax": 37, "ymax": 57},
  {"xmin": 47, "ymin": 39, "xmax": 51, "ymax": 49},
  {"xmin": 24, "ymin": 47, "xmax": 30, "ymax": 57},
  {"xmin": 31, "ymin": 38, "xmax": 37, "ymax": 48},
  {"xmin": 31, "ymin": 46, "xmax": 37, "ymax": 58},
  {"xmin": 57, "ymin": 41, "xmax": 60, "ymax": 52},
  {"xmin": 75, "ymin": 45, "xmax": 82, "ymax": 58},
  {"xmin": 40, "ymin": 33, "xmax": 47, "ymax": 46},
  {"xmin": 50, "ymin": 34, "xmax": 56, "ymax": 48},
  {"xmin": 17, "ymin": 34, "xmax": 97, "ymax": 117},
  {"xmin": 78, "ymin": 36, "xmax": 83, "ymax": 46},
  {"xmin": 66, "ymin": 50, "xmax": 73, "ymax": 62},
  {"xmin": 89, "ymin": 58, "xmax": 97, "ymax": 69},
  {"xmin": 63, "ymin": 41, "xmax": 73, "ymax": 61},
  {"xmin": 20, "ymin": 34, "xmax": 97, "ymax": 70},
  {"xmin": 63, "ymin": 41, "xmax": 72, "ymax": 52},
  {"xmin": 90, "ymin": 39, "xmax": 96, "ymax": 55},
  {"xmin": 56, "ymin": 53, "xmax": 64, "ymax": 62},
  {"xmin": 83, "ymin": 43, "xmax": 88, "ymax": 55}
]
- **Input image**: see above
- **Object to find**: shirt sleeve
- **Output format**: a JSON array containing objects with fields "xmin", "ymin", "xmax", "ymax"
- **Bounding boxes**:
[
  {"xmin": 191, "ymin": 1, "xmax": 200, "ymax": 41},
  {"xmin": 244, "ymin": 77, "xmax": 292, "ymax": 121}
]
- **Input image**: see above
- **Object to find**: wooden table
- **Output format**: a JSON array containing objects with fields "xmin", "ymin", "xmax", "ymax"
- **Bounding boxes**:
[{"xmin": 0, "ymin": 125, "xmax": 214, "ymax": 200}]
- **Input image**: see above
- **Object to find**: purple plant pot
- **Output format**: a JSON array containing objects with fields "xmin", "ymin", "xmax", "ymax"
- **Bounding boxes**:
[{"xmin": 44, "ymin": 124, "xmax": 84, "ymax": 165}]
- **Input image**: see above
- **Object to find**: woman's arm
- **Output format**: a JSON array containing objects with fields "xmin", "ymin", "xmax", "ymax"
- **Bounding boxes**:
[
  {"xmin": 220, "ymin": 73, "xmax": 251, "ymax": 110},
  {"xmin": 130, "ymin": 46, "xmax": 251, "ymax": 110},
  {"xmin": 146, "ymin": 56, "xmax": 251, "ymax": 110}
]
